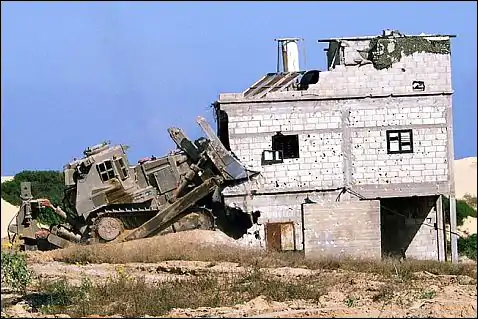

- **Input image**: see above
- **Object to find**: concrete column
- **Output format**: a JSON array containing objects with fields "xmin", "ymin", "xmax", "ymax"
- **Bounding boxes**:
[
  {"xmin": 341, "ymin": 108, "xmax": 352, "ymax": 194},
  {"xmin": 436, "ymin": 195, "xmax": 446, "ymax": 261},
  {"xmin": 449, "ymin": 196, "xmax": 459, "ymax": 263}
]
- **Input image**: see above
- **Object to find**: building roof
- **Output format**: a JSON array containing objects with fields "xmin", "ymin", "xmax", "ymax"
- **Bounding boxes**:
[
  {"xmin": 242, "ymin": 72, "xmax": 303, "ymax": 99},
  {"xmin": 317, "ymin": 33, "xmax": 456, "ymax": 42}
]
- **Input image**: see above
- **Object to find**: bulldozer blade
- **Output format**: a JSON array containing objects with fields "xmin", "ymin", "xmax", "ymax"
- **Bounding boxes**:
[
  {"xmin": 167, "ymin": 127, "xmax": 201, "ymax": 162},
  {"xmin": 196, "ymin": 116, "xmax": 259, "ymax": 181},
  {"xmin": 124, "ymin": 177, "xmax": 220, "ymax": 242}
]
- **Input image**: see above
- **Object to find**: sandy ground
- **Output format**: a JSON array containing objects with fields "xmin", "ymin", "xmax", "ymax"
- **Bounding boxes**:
[
  {"xmin": 1, "ymin": 247, "xmax": 477, "ymax": 318},
  {"xmin": 458, "ymin": 216, "xmax": 477, "ymax": 237}
]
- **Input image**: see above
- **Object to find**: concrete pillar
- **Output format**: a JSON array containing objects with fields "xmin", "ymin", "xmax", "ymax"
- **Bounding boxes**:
[
  {"xmin": 449, "ymin": 196, "xmax": 459, "ymax": 263},
  {"xmin": 436, "ymin": 195, "xmax": 446, "ymax": 261}
]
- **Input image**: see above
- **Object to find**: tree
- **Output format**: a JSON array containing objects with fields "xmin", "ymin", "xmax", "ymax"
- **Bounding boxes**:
[
  {"xmin": 1, "ymin": 171, "xmax": 66, "ymax": 226},
  {"xmin": 442, "ymin": 196, "xmax": 477, "ymax": 226},
  {"xmin": 458, "ymin": 234, "xmax": 477, "ymax": 261}
]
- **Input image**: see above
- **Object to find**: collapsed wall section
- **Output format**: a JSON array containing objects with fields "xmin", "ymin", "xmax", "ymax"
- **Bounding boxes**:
[{"xmin": 223, "ymin": 190, "xmax": 344, "ymax": 251}]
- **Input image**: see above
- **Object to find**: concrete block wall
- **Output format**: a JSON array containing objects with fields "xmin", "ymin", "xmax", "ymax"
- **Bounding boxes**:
[
  {"xmin": 214, "ymin": 34, "xmax": 453, "ymax": 260},
  {"xmin": 405, "ymin": 203, "xmax": 438, "ymax": 260},
  {"xmin": 307, "ymin": 39, "xmax": 452, "ymax": 98},
  {"xmin": 348, "ymin": 96, "xmax": 448, "ymax": 127},
  {"xmin": 341, "ymin": 40, "xmax": 371, "ymax": 66},
  {"xmin": 224, "ymin": 190, "xmax": 343, "ymax": 250},
  {"xmin": 303, "ymin": 200, "xmax": 381, "ymax": 259},
  {"xmin": 224, "ymin": 100, "xmax": 344, "ymax": 193},
  {"xmin": 351, "ymin": 127, "xmax": 448, "ymax": 185},
  {"xmin": 349, "ymin": 95, "xmax": 449, "ymax": 185},
  {"xmin": 220, "ymin": 93, "xmax": 450, "ymax": 197}
]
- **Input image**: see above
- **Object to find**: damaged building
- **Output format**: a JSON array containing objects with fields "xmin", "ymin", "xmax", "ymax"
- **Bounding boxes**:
[{"xmin": 214, "ymin": 29, "xmax": 459, "ymax": 262}]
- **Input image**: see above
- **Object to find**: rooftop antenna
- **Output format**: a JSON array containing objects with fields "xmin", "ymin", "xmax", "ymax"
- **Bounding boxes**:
[{"xmin": 274, "ymin": 38, "xmax": 303, "ymax": 73}]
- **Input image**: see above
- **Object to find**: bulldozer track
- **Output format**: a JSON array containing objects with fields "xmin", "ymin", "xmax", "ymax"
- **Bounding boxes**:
[{"xmin": 85, "ymin": 205, "xmax": 215, "ymax": 244}]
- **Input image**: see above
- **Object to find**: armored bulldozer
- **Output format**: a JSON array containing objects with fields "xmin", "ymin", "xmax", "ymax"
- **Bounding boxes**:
[{"xmin": 8, "ymin": 116, "xmax": 258, "ymax": 251}]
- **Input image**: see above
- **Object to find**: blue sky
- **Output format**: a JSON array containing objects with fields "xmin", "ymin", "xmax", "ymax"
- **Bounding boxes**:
[{"xmin": 1, "ymin": 1, "xmax": 476, "ymax": 176}]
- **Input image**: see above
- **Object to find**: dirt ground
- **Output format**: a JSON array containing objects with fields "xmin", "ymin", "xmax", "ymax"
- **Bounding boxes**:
[{"xmin": 2, "ymin": 250, "xmax": 477, "ymax": 318}]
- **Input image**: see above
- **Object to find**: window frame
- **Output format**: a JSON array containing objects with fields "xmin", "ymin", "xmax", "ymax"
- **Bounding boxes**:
[
  {"xmin": 97, "ymin": 160, "xmax": 116, "ymax": 182},
  {"xmin": 386, "ymin": 129, "xmax": 414, "ymax": 154},
  {"xmin": 261, "ymin": 150, "xmax": 284, "ymax": 165},
  {"xmin": 271, "ymin": 133, "xmax": 300, "ymax": 159},
  {"xmin": 116, "ymin": 157, "xmax": 129, "ymax": 180}
]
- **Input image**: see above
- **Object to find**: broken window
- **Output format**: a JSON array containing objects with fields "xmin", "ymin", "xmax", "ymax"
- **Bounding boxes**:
[
  {"xmin": 217, "ymin": 109, "xmax": 231, "ymax": 151},
  {"xmin": 262, "ymin": 150, "xmax": 284, "ymax": 165},
  {"xmin": 326, "ymin": 41, "xmax": 343, "ymax": 70},
  {"xmin": 272, "ymin": 133, "xmax": 299, "ymax": 159},
  {"xmin": 97, "ymin": 160, "xmax": 116, "ymax": 182},
  {"xmin": 412, "ymin": 81, "xmax": 425, "ymax": 91},
  {"xmin": 386, "ymin": 129, "xmax": 413, "ymax": 154}
]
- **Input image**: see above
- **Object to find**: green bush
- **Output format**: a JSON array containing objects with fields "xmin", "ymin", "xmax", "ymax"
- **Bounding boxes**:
[
  {"xmin": 442, "ymin": 196, "xmax": 477, "ymax": 226},
  {"xmin": 1, "ymin": 171, "xmax": 65, "ymax": 206},
  {"xmin": 1, "ymin": 170, "xmax": 66, "ymax": 226},
  {"xmin": 458, "ymin": 234, "xmax": 477, "ymax": 261},
  {"xmin": 1, "ymin": 250, "xmax": 32, "ymax": 293}
]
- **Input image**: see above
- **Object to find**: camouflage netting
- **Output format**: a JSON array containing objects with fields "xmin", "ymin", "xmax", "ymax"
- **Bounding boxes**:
[{"xmin": 367, "ymin": 36, "xmax": 451, "ymax": 70}]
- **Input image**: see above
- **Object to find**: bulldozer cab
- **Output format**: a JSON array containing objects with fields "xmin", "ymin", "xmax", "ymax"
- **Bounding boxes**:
[{"xmin": 63, "ymin": 142, "xmax": 138, "ymax": 218}]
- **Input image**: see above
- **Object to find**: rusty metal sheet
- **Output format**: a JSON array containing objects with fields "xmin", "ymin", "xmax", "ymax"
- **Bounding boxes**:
[
  {"xmin": 265, "ymin": 222, "xmax": 295, "ymax": 251},
  {"xmin": 265, "ymin": 223, "xmax": 282, "ymax": 251},
  {"xmin": 280, "ymin": 222, "xmax": 295, "ymax": 251}
]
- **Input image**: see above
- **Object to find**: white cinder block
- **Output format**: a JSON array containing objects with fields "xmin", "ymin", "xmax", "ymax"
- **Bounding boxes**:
[
  {"xmin": 249, "ymin": 121, "xmax": 260, "ymax": 127},
  {"xmin": 245, "ymin": 127, "xmax": 258, "ymax": 134},
  {"xmin": 226, "ymin": 66, "xmax": 451, "ymax": 197}
]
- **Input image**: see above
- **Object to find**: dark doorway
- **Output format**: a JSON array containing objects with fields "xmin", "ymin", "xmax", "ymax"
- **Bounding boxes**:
[{"xmin": 380, "ymin": 196, "xmax": 437, "ymax": 259}]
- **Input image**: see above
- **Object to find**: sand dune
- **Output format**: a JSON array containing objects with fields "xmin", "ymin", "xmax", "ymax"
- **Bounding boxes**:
[
  {"xmin": 454, "ymin": 157, "xmax": 477, "ymax": 199},
  {"xmin": 1, "ymin": 176, "xmax": 17, "ymax": 238}
]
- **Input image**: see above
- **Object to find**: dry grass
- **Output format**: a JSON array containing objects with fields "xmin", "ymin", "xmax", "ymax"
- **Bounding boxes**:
[
  {"xmin": 20, "ymin": 230, "xmax": 477, "ymax": 318},
  {"xmin": 31, "ymin": 267, "xmax": 326, "ymax": 317},
  {"xmin": 47, "ymin": 235, "xmax": 477, "ymax": 280}
]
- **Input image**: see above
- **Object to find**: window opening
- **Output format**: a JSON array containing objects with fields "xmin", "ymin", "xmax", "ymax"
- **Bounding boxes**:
[
  {"xmin": 117, "ymin": 158, "xmax": 129, "ymax": 179},
  {"xmin": 98, "ymin": 160, "xmax": 116, "ymax": 181},
  {"xmin": 272, "ymin": 133, "xmax": 299, "ymax": 159},
  {"xmin": 262, "ymin": 150, "xmax": 284, "ymax": 165},
  {"xmin": 386, "ymin": 129, "xmax": 413, "ymax": 154}
]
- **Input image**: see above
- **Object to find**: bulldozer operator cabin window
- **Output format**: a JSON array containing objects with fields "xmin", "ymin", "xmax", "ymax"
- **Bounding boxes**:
[{"xmin": 97, "ymin": 160, "xmax": 116, "ymax": 182}]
